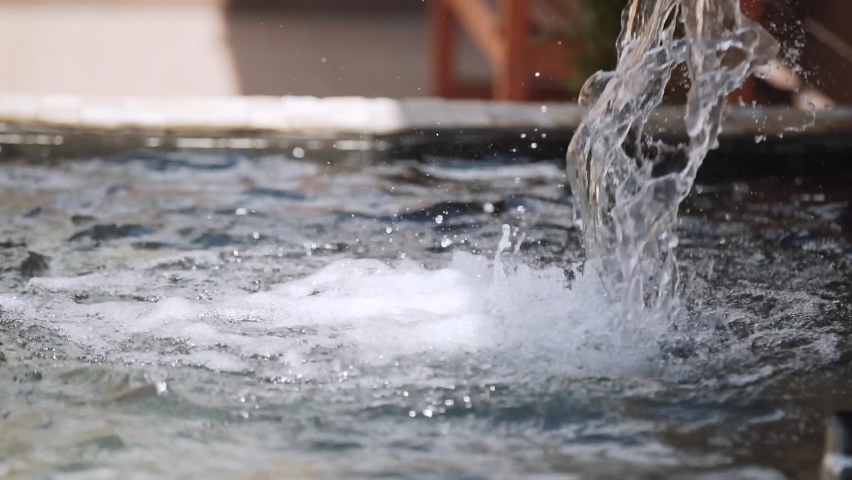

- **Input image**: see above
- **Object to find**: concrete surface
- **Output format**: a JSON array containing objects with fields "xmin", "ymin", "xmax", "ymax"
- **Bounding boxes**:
[{"xmin": 0, "ymin": 0, "xmax": 491, "ymax": 98}]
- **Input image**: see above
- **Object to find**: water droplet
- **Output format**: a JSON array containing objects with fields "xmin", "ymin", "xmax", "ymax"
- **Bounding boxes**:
[
  {"xmin": 292, "ymin": 147, "xmax": 305, "ymax": 159},
  {"xmin": 435, "ymin": 215, "xmax": 444, "ymax": 224},
  {"xmin": 235, "ymin": 207, "xmax": 248, "ymax": 216},
  {"xmin": 531, "ymin": 142, "xmax": 537, "ymax": 149},
  {"xmin": 535, "ymin": 72, "xmax": 540, "ymax": 77},
  {"xmin": 540, "ymin": 105, "xmax": 548, "ymax": 113},
  {"xmin": 385, "ymin": 226, "xmax": 393, "ymax": 234},
  {"xmin": 423, "ymin": 409, "xmax": 433, "ymax": 418},
  {"xmin": 483, "ymin": 203, "xmax": 495, "ymax": 214},
  {"xmin": 251, "ymin": 232, "xmax": 260, "ymax": 240},
  {"xmin": 441, "ymin": 238, "xmax": 453, "ymax": 248}
]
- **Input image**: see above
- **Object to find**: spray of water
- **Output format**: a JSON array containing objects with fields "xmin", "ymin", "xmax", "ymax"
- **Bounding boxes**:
[{"xmin": 567, "ymin": 0, "xmax": 779, "ymax": 328}]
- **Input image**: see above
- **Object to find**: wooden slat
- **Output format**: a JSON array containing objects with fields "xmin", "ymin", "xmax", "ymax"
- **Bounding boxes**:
[
  {"xmin": 530, "ymin": 0, "xmax": 579, "ymax": 33},
  {"xmin": 494, "ymin": 0, "xmax": 532, "ymax": 100},
  {"xmin": 431, "ymin": 0, "xmax": 456, "ymax": 97},
  {"xmin": 438, "ymin": 0, "xmax": 580, "ymax": 101},
  {"xmin": 531, "ymin": 36, "xmax": 578, "ymax": 80},
  {"xmin": 445, "ymin": 0, "xmax": 504, "ymax": 68}
]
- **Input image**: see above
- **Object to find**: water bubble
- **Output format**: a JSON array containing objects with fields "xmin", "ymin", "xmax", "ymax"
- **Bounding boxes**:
[
  {"xmin": 434, "ymin": 215, "xmax": 444, "ymax": 225},
  {"xmin": 531, "ymin": 143, "xmax": 538, "ymax": 149},
  {"xmin": 535, "ymin": 72, "xmax": 540, "ymax": 77},
  {"xmin": 423, "ymin": 409, "xmax": 433, "ymax": 418},
  {"xmin": 292, "ymin": 147, "xmax": 305, "ymax": 159},
  {"xmin": 483, "ymin": 203, "xmax": 495, "ymax": 214},
  {"xmin": 441, "ymin": 238, "xmax": 453, "ymax": 248},
  {"xmin": 408, "ymin": 410, "xmax": 416, "ymax": 417},
  {"xmin": 541, "ymin": 105, "xmax": 548, "ymax": 113},
  {"xmin": 235, "ymin": 208, "xmax": 248, "ymax": 216}
]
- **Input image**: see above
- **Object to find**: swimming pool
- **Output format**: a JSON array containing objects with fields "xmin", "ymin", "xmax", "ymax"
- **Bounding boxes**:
[{"xmin": 1, "ymin": 142, "xmax": 850, "ymax": 478}]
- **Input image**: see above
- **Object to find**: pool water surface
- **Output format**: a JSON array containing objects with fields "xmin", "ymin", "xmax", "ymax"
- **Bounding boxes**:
[{"xmin": 1, "ymin": 153, "xmax": 851, "ymax": 479}]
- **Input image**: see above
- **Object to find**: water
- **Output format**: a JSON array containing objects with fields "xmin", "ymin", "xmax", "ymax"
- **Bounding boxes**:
[
  {"xmin": 0, "ymin": 153, "xmax": 851, "ymax": 479},
  {"xmin": 567, "ymin": 0, "xmax": 778, "ymax": 325},
  {"xmin": 0, "ymin": 1, "xmax": 849, "ymax": 477}
]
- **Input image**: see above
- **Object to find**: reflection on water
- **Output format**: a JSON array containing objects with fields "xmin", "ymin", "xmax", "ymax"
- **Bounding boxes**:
[{"xmin": 0, "ymin": 154, "xmax": 851, "ymax": 479}]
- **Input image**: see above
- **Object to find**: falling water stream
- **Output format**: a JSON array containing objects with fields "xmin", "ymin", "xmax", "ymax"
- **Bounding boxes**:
[{"xmin": 568, "ymin": 0, "xmax": 778, "ymax": 326}]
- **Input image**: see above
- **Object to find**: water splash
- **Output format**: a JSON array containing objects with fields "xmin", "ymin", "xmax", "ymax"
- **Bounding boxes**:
[{"xmin": 567, "ymin": 0, "xmax": 778, "ymax": 326}]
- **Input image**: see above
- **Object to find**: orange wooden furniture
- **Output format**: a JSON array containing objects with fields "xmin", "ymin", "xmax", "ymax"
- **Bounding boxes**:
[
  {"xmin": 431, "ymin": 0, "xmax": 580, "ymax": 101},
  {"xmin": 431, "ymin": 0, "xmax": 771, "ymax": 104}
]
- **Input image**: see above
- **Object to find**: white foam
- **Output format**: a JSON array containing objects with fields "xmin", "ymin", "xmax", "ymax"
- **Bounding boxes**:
[{"xmin": 5, "ymin": 236, "xmax": 668, "ymax": 379}]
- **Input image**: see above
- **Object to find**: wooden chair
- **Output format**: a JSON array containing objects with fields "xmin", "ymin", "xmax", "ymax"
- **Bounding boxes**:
[
  {"xmin": 431, "ymin": 0, "xmax": 580, "ymax": 101},
  {"xmin": 430, "ymin": 0, "xmax": 784, "ymax": 105}
]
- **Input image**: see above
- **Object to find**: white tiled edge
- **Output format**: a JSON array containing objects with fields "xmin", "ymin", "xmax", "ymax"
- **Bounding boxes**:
[
  {"xmin": 0, "ymin": 95, "xmax": 583, "ymax": 135},
  {"xmin": 0, "ymin": 94, "xmax": 849, "ymax": 137}
]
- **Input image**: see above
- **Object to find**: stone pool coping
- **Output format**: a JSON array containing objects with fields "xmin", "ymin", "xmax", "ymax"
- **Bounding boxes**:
[
  {"xmin": 1, "ymin": 95, "xmax": 852, "ymax": 160},
  {"xmin": 3, "ymin": 94, "xmax": 852, "ymax": 134}
]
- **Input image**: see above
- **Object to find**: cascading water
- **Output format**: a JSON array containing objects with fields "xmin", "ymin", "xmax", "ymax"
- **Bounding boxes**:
[{"xmin": 567, "ymin": 0, "xmax": 779, "ymax": 328}]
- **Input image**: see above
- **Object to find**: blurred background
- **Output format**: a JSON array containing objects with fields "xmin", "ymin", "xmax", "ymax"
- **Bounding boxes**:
[{"xmin": 0, "ymin": 0, "xmax": 849, "ymax": 105}]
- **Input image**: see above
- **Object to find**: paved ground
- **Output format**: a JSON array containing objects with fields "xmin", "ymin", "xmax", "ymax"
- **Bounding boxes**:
[{"xmin": 0, "ymin": 0, "xmax": 491, "ymax": 97}]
